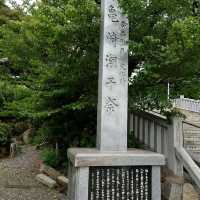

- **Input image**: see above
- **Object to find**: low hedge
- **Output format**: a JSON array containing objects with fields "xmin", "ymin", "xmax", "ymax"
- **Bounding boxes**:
[{"xmin": 0, "ymin": 122, "xmax": 12, "ymax": 146}]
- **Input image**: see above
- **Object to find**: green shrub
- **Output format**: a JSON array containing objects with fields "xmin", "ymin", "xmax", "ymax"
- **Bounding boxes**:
[
  {"xmin": 128, "ymin": 131, "xmax": 142, "ymax": 148},
  {"xmin": 41, "ymin": 148, "xmax": 59, "ymax": 168},
  {"xmin": 32, "ymin": 126, "xmax": 50, "ymax": 145},
  {"xmin": 0, "ymin": 122, "xmax": 12, "ymax": 146}
]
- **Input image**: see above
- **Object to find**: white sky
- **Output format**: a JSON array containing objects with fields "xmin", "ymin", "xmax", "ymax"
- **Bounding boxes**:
[{"xmin": 6, "ymin": 0, "xmax": 23, "ymax": 7}]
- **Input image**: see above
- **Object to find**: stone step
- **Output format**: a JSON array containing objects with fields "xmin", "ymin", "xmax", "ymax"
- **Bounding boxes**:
[
  {"xmin": 184, "ymin": 132, "xmax": 200, "ymax": 135},
  {"xmin": 183, "ymin": 128, "xmax": 200, "ymax": 133},
  {"xmin": 184, "ymin": 145, "xmax": 200, "ymax": 152},
  {"xmin": 184, "ymin": 135, "xmax": 200, "ymax": 139},
  {"xmin": 36, "ymin": 174, "xmax": 57, "ymax": 188},
  {"xmin": 184, "ymin": 140, "xmax": 200, "ymax": 145},
  {"xmin": 40, "ymin": 164, "xmax": 61, "ymax": 180},
  {"xmin": 184, "ymin": 126, "xmax": 200, "ymax": 130}
]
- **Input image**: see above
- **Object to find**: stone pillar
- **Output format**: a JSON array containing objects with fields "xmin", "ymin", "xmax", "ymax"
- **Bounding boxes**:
[
  {"xmin": 96, "ymin": 0, "xmax": 129, "ymax": 151},
  {"xmin": 162, "ymin": 117, "xmax": 184, "ymax": 200}
]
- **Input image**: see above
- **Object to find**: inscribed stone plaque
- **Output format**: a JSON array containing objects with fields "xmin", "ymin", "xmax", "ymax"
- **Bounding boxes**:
[
  {"xmin": 88, "ymin": 166, "xmax": 152, "ymax": 200},
  {"xmin": 97, "ymin": 0, "xmax": 129, "ymax": 151}
]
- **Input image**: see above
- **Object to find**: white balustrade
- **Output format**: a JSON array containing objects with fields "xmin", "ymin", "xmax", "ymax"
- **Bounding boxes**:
[
  {"xmin": 129, "ymin": 111, "xmax": 184, "ymax": 199},
  {"xmin": 173, "ymin": 96, "xmax": 200, "ymax": 113},
  {"xmin": 129, "ymin": 110, "xmax": 200, "ymax": 198}
]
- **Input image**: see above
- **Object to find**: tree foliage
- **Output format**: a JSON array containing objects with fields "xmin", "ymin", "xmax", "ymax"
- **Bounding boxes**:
[
  {"xmin": 119, "ymin": 0, "xmax": 200, "ymax": 110},
  {"xmin": 0, "ymin": 0, "xmax": 100, "ymax": 158},
  {"xmin": 0, "ymin": 0, "xmax": 21, "ymax": 25}
]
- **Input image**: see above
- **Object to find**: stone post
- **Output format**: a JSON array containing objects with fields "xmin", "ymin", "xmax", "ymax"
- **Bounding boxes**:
[
  {"xmin": 96, "ymin": 0, "xmax": 129, "ymax": 151},
  {"xmin": 163, "ymin": 117, "xmax": 184, "ymax": 200}
]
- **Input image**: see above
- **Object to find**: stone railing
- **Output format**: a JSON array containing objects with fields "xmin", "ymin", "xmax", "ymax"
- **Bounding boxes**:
[
  {"xmin": 129, "ymin": 111, "xmax": 182, "ymax": 173},
  {"xmin": 172, "ymin": 96, "xmax": 200, "ymax": 113},
  {"xmin": 176, "ymin": 147, "xmax": 200, "ymax": 188},
  {"xmin": 129, "ymin": 111, "xmax": 183, "ymax": 199},
  {"xmin": 129, "ymin": 110, "xmax": 200, "ymax": 197}
]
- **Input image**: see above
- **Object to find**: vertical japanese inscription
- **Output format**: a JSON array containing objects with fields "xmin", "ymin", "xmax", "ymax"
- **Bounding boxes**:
[
  {"xmin": 88, "ymin": 166, "xmax": 152, "ymax": 200},
  {"xmin": 103, "ymin": 0, "xmax": 128, "ymax": 114},
  {"xmin": 97, "ymin": 0, "xmax": 129, "ymax": 151}
]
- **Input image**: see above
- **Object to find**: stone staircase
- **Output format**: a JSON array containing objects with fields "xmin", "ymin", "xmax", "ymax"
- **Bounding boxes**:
[
  {"xmin": 181, "ymin": 109, "xmax": 200, "ymax": 126},
  {"xmin": 179, "ymin": 109, "xmax": 200, "ymax": 164}
]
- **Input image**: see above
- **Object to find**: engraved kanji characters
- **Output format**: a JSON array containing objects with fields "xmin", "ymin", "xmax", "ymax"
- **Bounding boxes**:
[
  {"xmin": 103, "ymin": 0, "xmax": 128, "ymax": 114},
  {"xmin": 106, "ymin": 32, "xmax": 120, "ymax": 47},
  {"xmin": 121, "ymin": 20, "xmax": 128, "ymax": 29},
  {"xmin": 106, "ymin": 31, "xmax": 127, "ymax": 47},
  {"xmin": 105, "ymin": 97, "xmax": 119, "ymax": 113},
  {"xmin": 119, "ymin": 63, "xmax": 127, "ymax": 84},
  {"xmin": 108, "ymin": 5, "xmax": 119, "ymax": 23},
  {"xmin": 105, "ymin": 77, "xmax": 117, "ymax": 89},
  {"xmin": 106, "ymin": 54, "xmax": 117, "ymax": 68},
  {"xmin": 120, "ymin": 47, "xmax": 125, "ymax": 55}
]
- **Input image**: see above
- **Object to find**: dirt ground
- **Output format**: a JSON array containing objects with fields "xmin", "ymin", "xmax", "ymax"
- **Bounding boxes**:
[{"xmin": 0, "ymin": 145, "xmax": 67, "ymax": 200}]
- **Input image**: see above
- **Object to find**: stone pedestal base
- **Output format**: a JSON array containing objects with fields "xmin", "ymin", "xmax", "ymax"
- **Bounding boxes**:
[{"xmin": 68, "ymin": 148, "xmax": 165, "ymax": 200}]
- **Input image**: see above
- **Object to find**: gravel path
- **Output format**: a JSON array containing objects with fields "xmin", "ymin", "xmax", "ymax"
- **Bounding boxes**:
[{"xmin": 0, "ymin": 145, "xmax": 67, "ymax": 200}]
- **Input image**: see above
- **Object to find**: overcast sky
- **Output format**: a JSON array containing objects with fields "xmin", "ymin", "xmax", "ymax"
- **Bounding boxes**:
[{"xmin": 6, "ymin": 0, "xmax": 23, "ymax": 7}]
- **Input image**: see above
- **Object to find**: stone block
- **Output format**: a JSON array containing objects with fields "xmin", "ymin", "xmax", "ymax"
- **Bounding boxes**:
[
  {"xmin": 183, "ymin": 183, "xmax": 199, "ymax": 200},
  {"xmin": 165, "ymin": 175, "xmax": 185, "ymax": 185},
  {"xmin": 40, "ymin": 164, "xmax": 61, "ymax": 180},
  {"xmin": 57, "ymin": 176, "xmax": 69, "ymax": 186},
  {"xmin": 36, "ymin": 174, "xmax": 57, "ymax": 188},
  {"xmin": 22, "ymin": 128, "xmax": 34, "ymax": 144},
  {"xmin": 68, "ymin": 148, "xmax": 165, "ymax": 167},
  {"xmin": 162, "ymin": 175, "xmax": 184, "ymax": 200}
]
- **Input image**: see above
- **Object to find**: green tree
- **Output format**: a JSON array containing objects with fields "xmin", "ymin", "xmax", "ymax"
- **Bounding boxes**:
[
  {"xmin": 0, "ymin": 0, "xmax": 100, "ymax": 161},
  {"xmin": 0, "ymin": 0, "xmax": 21, "ymax": 25},
  {"xmin": 119, "ymin": 0, "xmax": 200, "ymax": 110}
]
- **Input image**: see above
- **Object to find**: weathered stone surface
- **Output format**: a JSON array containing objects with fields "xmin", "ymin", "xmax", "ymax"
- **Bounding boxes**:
[
  {"xmin": 22, "ymin": 128, "xmax": 34, "ymax": 144},
  {"xmin": 57, "ymin": 176, "xmax": 69, "ymax": 186},
  {"xmin": 40, "ymin": 164, "xmax": 61, "ymax": 180},
  {"xmin": 68, "ymin": 148, "xmax": 165, "ymax": 167},
  {"xmin": 183, "ymin": 183, "xmax": 199, "ymax": 200},
  {"xmin": 161, "ymin": 168, "xmax": 184, "ymax": 200},
  {"xmin": 162, "ymin": 181, "xmax": 183, "ymax": 200},
  {"xmin": 36, "ymin": 174, "xmax": 57, "ymax": 188},
  {"xmin": 165, "ymin": 175, "xmax": 185, "ymax": 185},
  {"xmin": 96, "ymin": 0, "xmax": 129, "ymax": 152}
]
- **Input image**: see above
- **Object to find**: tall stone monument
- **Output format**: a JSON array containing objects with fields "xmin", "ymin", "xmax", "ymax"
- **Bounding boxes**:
[
  {"xmin": 96, "ymin": 0, "xmax": 128, "ymax": 152},
  {"xmin": 68, "ymin": 0, "xmax": 165, "ymax": 199}
]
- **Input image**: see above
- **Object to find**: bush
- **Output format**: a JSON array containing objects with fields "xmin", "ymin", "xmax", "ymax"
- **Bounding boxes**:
[
  {"xmin": 128, "ymin": 131, "xmax": 142, "ymax": 149},
  {"xmin": 0, "ymin": 122, "xmax": 12, "ymax": 146},
  {"xmin": 32, "ymin": 126, "xmax": 49, "ymax": 145},
  {"xmin": 41, "ymin": 148, "xmax": 59, "ymax": 168}
]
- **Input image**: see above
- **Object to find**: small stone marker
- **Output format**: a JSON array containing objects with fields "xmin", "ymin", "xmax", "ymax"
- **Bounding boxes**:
[{"xmin": 36, "ymin": 174, "xmax": 57, "ymax": 188}]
